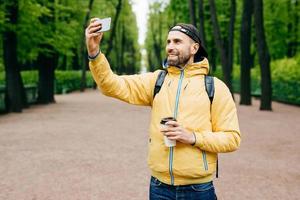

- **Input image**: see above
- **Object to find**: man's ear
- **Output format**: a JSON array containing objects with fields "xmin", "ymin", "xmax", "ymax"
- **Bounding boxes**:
[{"xmin": 191, "ymin": 43, "xmax": 200, "ymax": 55}]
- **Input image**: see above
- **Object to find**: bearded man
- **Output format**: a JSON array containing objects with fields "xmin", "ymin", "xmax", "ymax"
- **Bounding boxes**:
[{"xmin": 86, "ymin": 21, "xmax": 241, "ymax": 200}]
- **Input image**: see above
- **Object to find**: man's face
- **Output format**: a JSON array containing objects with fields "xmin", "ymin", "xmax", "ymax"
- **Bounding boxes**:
[{"xmin": 166, "ymin": 31, "xmax": 196, "ymax": 67}]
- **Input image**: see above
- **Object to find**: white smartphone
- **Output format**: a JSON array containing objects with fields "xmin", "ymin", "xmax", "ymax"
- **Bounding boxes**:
[{"xmin": 96, "ymin": 17, "xmax": 111, "ymax": 32}]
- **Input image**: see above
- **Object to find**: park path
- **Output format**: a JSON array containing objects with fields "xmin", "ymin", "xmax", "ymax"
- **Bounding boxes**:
[{"xmin": 0, "ymin": 90, "xmax": 299, "ymax": 200}]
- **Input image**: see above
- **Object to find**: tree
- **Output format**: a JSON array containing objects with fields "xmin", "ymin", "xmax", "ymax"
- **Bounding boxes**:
[
  {"xmin": 253, "ymin": 0, "xmax": 272, "ymax": 110},
  {"xmin": 105, "ymin": 0, "xmax": 123, "ymax": 58},
  {"xmin": 3, "ymin": 0, "xmax": 26, "ymax": 112},
  {"xmin": 145, "ymin": 2, "xmax": 165, "ymax": 71},
  {"xmin": 198, "ymin": 0, "xmax": 206, "ymax": 48},
  {"xmin": 188, "ymin": 0, "xmax": 196, "ymax": 26},
  {"xmin": 80, "ymin": 0, "xmax": 95, "ymax": 92},
  {"xmin": 36, "ymin": 0, "xmax": 58, "ymax": 104},
  {"xmin": 240, "ymin": 0, "xmax": 253, "ymax": 105},
  {"xmin": 287, "ymin": 0, "xmax": 299, "ymax": 57},
  {"xmin": 208, "ymin": 0, "xmax": 236, "ymax": 92}
]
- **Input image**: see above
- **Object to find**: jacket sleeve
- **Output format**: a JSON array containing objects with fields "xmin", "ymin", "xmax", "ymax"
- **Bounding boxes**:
[
  {"xmin": 194, "ymin": 78, "xmax": 241, "ymax": 153},
  {"xmin": 89, "ymin": 53, "xmax": 158, "ymax": 106}
]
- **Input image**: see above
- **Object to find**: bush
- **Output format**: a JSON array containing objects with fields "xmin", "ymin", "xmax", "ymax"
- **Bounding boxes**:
[
  {"xmin": 21, "ymin": 71, "xmax": 38, "ymax": 85},
  {"xmin": 271, "ymin": 57, "xmax": 300, "ymax": 104},
  {"xmin": 230, "ymin": 55, "xmax": 300, "ymax": 105},
  {"xmin": 55, "ymin": 70, "xmax": 94, "ymax": 94},
  {"xmin": 0, "ymin": 70, "xmax": 95, "ymax": 94}
]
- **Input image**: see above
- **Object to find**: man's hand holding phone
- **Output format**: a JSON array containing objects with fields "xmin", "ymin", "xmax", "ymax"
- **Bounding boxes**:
[{"xmin": 85, "ymin": 17, "xmax": 111, "ymax": 58}]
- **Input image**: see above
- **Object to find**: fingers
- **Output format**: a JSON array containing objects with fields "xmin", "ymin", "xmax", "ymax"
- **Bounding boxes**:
[
  {"xmin": 88, "ymin": 25, "xmax": 102, "ymax": 34},
  {"xmin": 89, "ymin": 32, "xmax": 103, "ymax": 38},
  {"xmin": 166, "ymin": 121, "xmax": 179, "ymax": 127},
  {"xmin": 165, "ymin": 131, "xmax": 182, "ymax": 141},
  {"xmin": 86, "ymin": 23, "xmax": 102, "ymax": 35},
  {"xmin": 86, "ymin": 18, "xmax": 103, "ymax": 35},
  {"xmin": 163, "ymin": 131, "xmax": 179, "ymax": 137},
  {"xmin": 89, "ymin": 18, "xmax": 101, "ymax": 27},
  {"xmin": 90, "ymin": 17, "xmax": 99, "ymax": 23},
  {"xmin": 161, "ymin": 125, "xmax": 181, "ymax": 133}
]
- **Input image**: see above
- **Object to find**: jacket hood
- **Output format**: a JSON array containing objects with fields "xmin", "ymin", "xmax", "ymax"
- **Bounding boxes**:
[{"xmin": 163, "ymin": 58, "xmax": 210, "ymax": 77}]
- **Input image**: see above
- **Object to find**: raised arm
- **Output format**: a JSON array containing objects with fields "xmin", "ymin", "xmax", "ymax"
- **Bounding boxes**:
[{"xmin": 85, "ymin": 18, "xmax": 158, "ymax": 106}]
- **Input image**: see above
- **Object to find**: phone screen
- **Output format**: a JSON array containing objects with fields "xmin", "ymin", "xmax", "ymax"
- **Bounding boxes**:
[{"xmin": 96, "ymin": 17, "xmax": 111, "ymax": 33}]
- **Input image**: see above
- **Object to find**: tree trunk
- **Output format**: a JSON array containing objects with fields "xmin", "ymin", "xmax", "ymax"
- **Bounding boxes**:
[
  {"xmin": 253, "ymin": 0, "xmax": 272, "ymax": 110},
  {"xmin": 80, "ymin": 0, "xmax": 95, "ymax": 92},
  {"xmin": 37, "ymin": 52, "xmax": 57, "ymax": 104},
  {"xmin": 72, "ymin": 48, "xmax": 80, "ymax": 70},
  {"xmin": 287, "ymin": 0, "xmax": 299, "ymax": 57},
  {"xmin": 151, "ymin": 19, "xmax": 162, "ymax": 67},
  {"xmin": 120, "ymin": 24, "xmax": 125, "ymax": 74},
  {"xmin": 208, "ymin": 0, "xmax": 231, "ymax": 91},
  {"xmin": 210, "ymin": 44, "xmax": 217, "ymax": 72},
  {"xmin": 148, "ymin": 51, "xmax": 155, "ymax": 72},
  {"xmin": 106, "ymin": 0, "xmax": 123, "ymax": 58},
  {"xmin": 37, "ymin": 0, "xmax": 58, "ymax": 104},
  {"xmin": 3, "ymin": 0, "xmax": 26, "ymax": 112},
  {"xmin": 198, "ymin": 0, "xmax": 206, "ymax": 47},
  {"xmin": 240, "ymin": 0, "xmax": 253, "ymax": 105},
  {"xmin": 228, "ymin": 0, "xmax": 236, "ymax": 82},
  {"xmin": 188, "ymin": 0, "xmax": 197, "ymax": 26}
]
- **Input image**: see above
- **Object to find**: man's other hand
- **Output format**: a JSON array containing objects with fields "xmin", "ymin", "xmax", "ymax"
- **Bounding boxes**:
[{"xmin": 160, "ymin": 121, "xmax": 195, "ymax": 145}]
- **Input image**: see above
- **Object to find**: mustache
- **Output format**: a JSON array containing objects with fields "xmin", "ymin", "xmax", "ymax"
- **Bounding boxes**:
[
  {"xmin": 167, "ymin": 52, "xmax": 179, "ymax": 56},
  {"xmin": 167, "ymin": 49, "xmax": 179, "ymax": 56}
]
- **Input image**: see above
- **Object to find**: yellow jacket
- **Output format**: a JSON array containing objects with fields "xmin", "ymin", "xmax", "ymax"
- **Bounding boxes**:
[{"xmin": 89, "ymin": 53, "xmax": 241, "ymax": 186}]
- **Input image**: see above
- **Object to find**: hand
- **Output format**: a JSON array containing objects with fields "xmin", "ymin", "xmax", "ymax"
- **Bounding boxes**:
[
  {"xmin": 85, "ymin": 18, "xmax": 104, "ymax": 57},
  {"xmin": 160, "ymin": 121, "xmax": 195, "ymax": 145}
]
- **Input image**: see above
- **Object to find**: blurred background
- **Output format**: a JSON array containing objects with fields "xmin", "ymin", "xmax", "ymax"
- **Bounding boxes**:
[{"xmin": 0, "ymin": 0, "xmax": 299, "ymax": 114}]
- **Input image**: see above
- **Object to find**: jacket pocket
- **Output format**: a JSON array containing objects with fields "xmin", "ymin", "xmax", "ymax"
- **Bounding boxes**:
[{"xmin": 172, "ymin": 146, "xmax": 212, "ymax": 178}]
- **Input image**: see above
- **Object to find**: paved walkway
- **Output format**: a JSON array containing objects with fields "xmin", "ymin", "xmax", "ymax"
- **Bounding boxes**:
[{"xmin": 0, "ymin": 90, "xmax": 299, "ymax": 200}]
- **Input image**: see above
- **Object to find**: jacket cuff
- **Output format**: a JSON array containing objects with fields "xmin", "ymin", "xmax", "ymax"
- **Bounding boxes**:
[
  {"xmin": 89, "ymin": 52, "xmax": 105, "ymax": 66},
  {"xmin": 193, "ymin": 131, "xmax": 205, "ymax": 148},
  {"xmin": 88, "ymin": 49, "xmax": 101, "ymax": 61}
]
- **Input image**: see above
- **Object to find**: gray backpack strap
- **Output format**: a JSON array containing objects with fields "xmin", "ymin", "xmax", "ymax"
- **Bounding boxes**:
[
  {"xmin": 205, "ymin": 75, "xmax": 215, "ymax": 104},
  {"xmin": 205, "ymin": 75, "xmax": 218, "ymax": 178},
  {"xmin": 153, "ymin": 70, "xmax": 167, "ymax": 99}
]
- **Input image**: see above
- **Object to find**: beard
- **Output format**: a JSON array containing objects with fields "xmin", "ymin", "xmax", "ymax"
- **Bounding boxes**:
[{"xmin": 167, "ymin": 50, "xmax": 191, "ymax": 67}]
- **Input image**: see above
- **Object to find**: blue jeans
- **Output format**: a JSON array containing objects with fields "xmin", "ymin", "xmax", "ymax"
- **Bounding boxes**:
[{"xmin": 149, "ymin": 177, "xmax": 217, "ymax": 200}]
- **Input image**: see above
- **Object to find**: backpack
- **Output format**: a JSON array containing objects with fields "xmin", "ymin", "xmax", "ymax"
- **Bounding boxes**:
[{"xmin": 153, "ymin": 69, "xmax": 219, "ymax": 178}]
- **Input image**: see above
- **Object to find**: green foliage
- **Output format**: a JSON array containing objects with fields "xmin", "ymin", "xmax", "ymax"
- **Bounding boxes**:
[
  {"xmin": 263, "ymin": 0, "xmax": 299, "ymax": 59},
  {"xmin": 230, "ymin": 55, "xmax": 300, "ymax": 104},
  {"xmin": 0, "ymin": 71, "xmax": 4, "ymax": 85},
  {"xmin": 145, "ymin": 0, "xmax": 240, "ymax": 71},
  {"xmin": 89, "ymin": 0, "xmax": 141, "ymax": 74},
  {"xmin": 0, "ymin": 70, "xmax": 95, "ymax": 94},
  {"xmin": 0, "ymin": 61, "xmax": 3, "ymax": 73},
  {"xmin": 0, "ymin": 0, "xmax": 140, "ymax": 113},
  {"xmin": 270, "ymin": 56, "xmax": 300, "ymax": 104},
  {"xmin": 56, "ymin": 70, "xmax": 94, "ymax": 93},
  {"xmin": 21, "ymin": 70, "xmax": 38, "ymax": 85},
  {"xmin": 1, "ymin": 0, "xmax": 140, "ymax": 72},
  {"xmin": 55, "ymin": 70, "xmax": 94, "ymax": 94},
  {"xmin": 145, "ymin": 1, "xmax": 170, "ymax": 71},
  {"xmin": 54, "ymin": 71, "xmax": 81, "ymax": 94},
  {"xmin": 16, "ymin": 0, "xmax": 86, "ymax": 64}
]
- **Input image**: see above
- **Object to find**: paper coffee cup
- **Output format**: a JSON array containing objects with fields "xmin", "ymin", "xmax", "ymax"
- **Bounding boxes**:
[{"xmin": 160, "ymin": 117, "xmax": 177, "ymax": 147}]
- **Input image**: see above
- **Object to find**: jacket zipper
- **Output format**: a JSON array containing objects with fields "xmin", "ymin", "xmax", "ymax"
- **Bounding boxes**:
[
  {"xmin": 169, "ymin": 70, "xmax": 184, "ymax": 185},
  {"xmin": 202, "ymin": 151, "xmax": 208, "ymax": 171}
]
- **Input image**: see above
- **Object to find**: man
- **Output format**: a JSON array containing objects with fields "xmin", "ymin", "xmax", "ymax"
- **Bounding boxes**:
[{"xmin": 86, "ymin": 19, "xmax": 241, "ymax": 200}]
